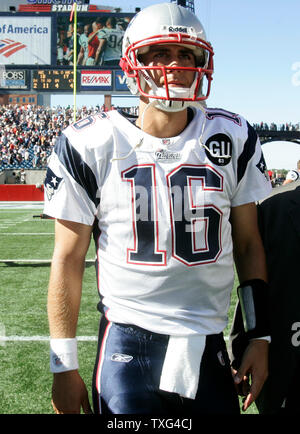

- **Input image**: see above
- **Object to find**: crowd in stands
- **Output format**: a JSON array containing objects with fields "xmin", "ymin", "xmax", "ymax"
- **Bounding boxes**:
[
  {"xmin": 0, "ymin": 104, "xmax": 103, "ymax": 170},
  {"xmin": 253, "ymin": 121, "xmax": 300, "ymax": 131},
  {"xmin": 0, "ymin": 104, "xmax": 299, "ymax": 172}
]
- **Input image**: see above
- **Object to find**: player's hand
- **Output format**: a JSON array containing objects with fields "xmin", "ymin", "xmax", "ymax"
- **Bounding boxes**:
[
  {"xmin": 232, "ymin": 339, "xmax": 269, "ymax": 412},
  {"xmin": 231, "ymin": 367, "xmax": 250, "ymax": 397},
  {"xmin": 51, "ymin": 370, "xmax": 93, "ymax": 414}
]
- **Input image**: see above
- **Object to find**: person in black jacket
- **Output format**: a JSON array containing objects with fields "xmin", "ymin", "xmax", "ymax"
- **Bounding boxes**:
[{"xmin": 229, "ymin": 180, "xmax": 300, "ymax": 413}]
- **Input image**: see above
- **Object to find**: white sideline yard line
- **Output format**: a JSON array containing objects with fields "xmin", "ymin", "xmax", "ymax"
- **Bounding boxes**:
[
  {"xmin": 1, "ymin": 335, "xmax": 229, "ymax": 342},
  {"xmin": 0, "ymin": 201, "xmax": 44, "ymax": 210},
  {"xmin": 0, "ymin": 259, "xmax": 51, "ymax": 262},
  {"xmin": 1, "ymin": 336, "xmax": 98, "ymax": 342},
  {"xmin": 0, "ymin": 259, "xmax": 94, "ymax": 263},
  {"xmin": 0, "ymin": 233, "xmax": 54, "ymax": 235}
]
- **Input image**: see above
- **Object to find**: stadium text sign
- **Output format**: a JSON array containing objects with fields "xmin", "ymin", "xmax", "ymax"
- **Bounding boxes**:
[
  {"xmin": 80, "ymin": 70, "xmax": 112, "ymax": 91},
  {"xmin": 0, "ymin": 17, "xmax": 51, "ymax": 65},
  {"xmin": 27, "ymin": 0, "xmax": 89, "ymax": 9},
  {"xmin": 52, "ymin": 5, "xmax": 89, "ymax": 12},
  {"xmin": 27, "ymin": 0, "xmax": 88, "ymax": 4},
  {"xmin": 115, "ymin": 71, "xmax": 129, "ymax": 91},
  {"xmin": 0, "ymin": 69, "xmax": 30, "ymax": 89}
]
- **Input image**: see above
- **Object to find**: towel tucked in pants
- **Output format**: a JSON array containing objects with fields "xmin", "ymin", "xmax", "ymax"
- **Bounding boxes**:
[{"xmin": 92, "ymin": 316, "xmax": 240, "ymax": 415}]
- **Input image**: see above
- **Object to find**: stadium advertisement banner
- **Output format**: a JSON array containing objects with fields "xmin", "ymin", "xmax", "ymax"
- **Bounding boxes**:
[
  {"xmin": 27, "ymin": 0, "xmax": 89, "ymax": 4},
  {"xmin": 114, "ymin": 70, "xmax": 129, "ymax": 91},
  {"xmin": 0, "ymin": 17, "xmax": 51, "ymax": 65},
  {"xmin": 0, "ymin": 69, "xmax": 30, "ymax": 90},
  {"xmin": 80, "ymin": 70, "xmax": 112, "ymax": 91}
]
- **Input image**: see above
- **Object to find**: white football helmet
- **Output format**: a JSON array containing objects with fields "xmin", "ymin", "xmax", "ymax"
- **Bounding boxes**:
[{"xmin": 120, "ymin": 2, "xmax": 214, "ymax": 112}]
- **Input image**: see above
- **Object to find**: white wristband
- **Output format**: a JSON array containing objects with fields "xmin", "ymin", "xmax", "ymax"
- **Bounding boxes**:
[
  {"xmin": 50, "ymin": 338, "xmax": 79, "ymax": 373},
  {"xmin": 250, "ymin": 335, "xmax": 271, "ymax": 343}
]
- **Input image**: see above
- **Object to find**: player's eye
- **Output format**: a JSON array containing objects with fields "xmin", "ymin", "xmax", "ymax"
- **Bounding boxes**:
[
  {"xmin": 179, "ymin": 51, "xmax": 195, "ymax": 63},
  {"xmin": 153, "ymin": 51, "xmax": 169, "ymax": 60}
]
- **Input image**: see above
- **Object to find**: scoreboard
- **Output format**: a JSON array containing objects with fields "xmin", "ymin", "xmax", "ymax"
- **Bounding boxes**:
[
  {"xmin": 0, "ymin": 10, "xmax": 134, "ymax": 95},
  {"xmin": 32, "ymin": 70, "xmax": 74, "ymax": 91},
  {"xmin": 0, "ymin": 68, "xmax": 129, "ymax": 93}
]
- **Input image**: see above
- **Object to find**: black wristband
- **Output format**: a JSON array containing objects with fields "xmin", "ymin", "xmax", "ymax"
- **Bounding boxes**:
[{"xmin": 237, "ymin": 279, "xmax": 271, "ymax": 340}]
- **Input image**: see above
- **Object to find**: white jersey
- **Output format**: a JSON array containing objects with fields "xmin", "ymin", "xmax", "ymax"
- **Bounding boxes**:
[
  {"xmin": 78, "ymin": 33, "xmax": 89, "ymax": 64},
  {"xmin": 286, "ymin": 169, "xmax": 300, "ymax": 182},
  {"xmin": 97, "ymin": 27, "xmax": 124, "ymax": 62},
  {"xmin": 44, "ymin": 108, "xmax": 271, "ymax": 337}
]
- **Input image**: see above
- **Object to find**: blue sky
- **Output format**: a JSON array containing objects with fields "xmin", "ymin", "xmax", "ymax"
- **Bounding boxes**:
[{"xmin": 51, "ymin": 0, "xmax": 300, "ymax": 170}]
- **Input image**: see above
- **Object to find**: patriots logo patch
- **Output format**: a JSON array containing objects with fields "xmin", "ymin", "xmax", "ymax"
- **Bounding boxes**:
[
  {"xmin": 44, "ymin": 167, "xmax": 63, "ymax": 201},
  {"xmin": 256, "ymin": 153, "xmax": 270, "ymax": 181},
  {"xmin": 155, "ymin": 148, "xmax": 181, "ymax": 162}
]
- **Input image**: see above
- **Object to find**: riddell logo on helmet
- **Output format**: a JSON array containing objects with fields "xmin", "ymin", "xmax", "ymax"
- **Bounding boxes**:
[{"xmin": 168, "ymin": 26, "xmax": 188, "ymax": 33}]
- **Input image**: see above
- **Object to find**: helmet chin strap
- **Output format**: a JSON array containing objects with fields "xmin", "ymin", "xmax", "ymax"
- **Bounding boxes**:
[
  {"xmin": 151, "ymin": 89, "xmax": 191, "ymax": 112},
  {"xmin": 141, "ymin": 68, "xmax": 201, "ymax": 113}
]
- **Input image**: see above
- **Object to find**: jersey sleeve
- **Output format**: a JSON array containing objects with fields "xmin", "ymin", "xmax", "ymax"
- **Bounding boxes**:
[
  {"xmin": 97, "ymin": 29, "xmax": 107, "ymax": 40},
  {"xmin": 286, "ymin": 170, "xmax": 299, "ymax": 181},
  {"xmin": 43, "ymin": 133, "xmax": 98, "ymax": 226},
  {"xmin": 231, "ymin": 122, "xmax": 272, "ymax": 206}
]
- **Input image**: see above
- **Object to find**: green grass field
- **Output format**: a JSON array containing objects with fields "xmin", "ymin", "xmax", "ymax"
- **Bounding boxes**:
[{"xmin": 0, "ymin": 205, "xmax": 257, "ymax": 414}]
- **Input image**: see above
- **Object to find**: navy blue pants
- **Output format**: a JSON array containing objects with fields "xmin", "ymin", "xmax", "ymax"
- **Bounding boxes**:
[{"xmin": 92, "ymin": 315, "xmax": 240, "ymax": 415}]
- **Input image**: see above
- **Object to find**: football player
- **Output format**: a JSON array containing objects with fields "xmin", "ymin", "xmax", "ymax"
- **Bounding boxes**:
[
  {"xmin": 96, "ymin": 17, "xmax": 125, "ymax": 66},
  {"xmin": 282, "ymin": 160, "xmax": 300, "ymax": 185},
  {"xmin": 45, "ymin": 3, "xmax": 272, "ymax": 415}
]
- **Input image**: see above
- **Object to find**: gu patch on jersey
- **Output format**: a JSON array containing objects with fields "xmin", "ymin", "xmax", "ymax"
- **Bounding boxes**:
[
  {"xmin": 44, "ymin": 167, "xmax": 63, "ymax": 201},
  {"xmin": 204, "ymin": 134, "xmax": 232, "ymax": 166}
]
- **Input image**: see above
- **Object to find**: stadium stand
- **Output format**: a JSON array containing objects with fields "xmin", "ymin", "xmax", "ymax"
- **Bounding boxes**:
[
  {"xmin": 0, "ymin": 104, "xmax": 104, "ymax": 171},
  {"xmin": 0, "ymin": 103, "xmax": 298, "ymax": 172}
]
